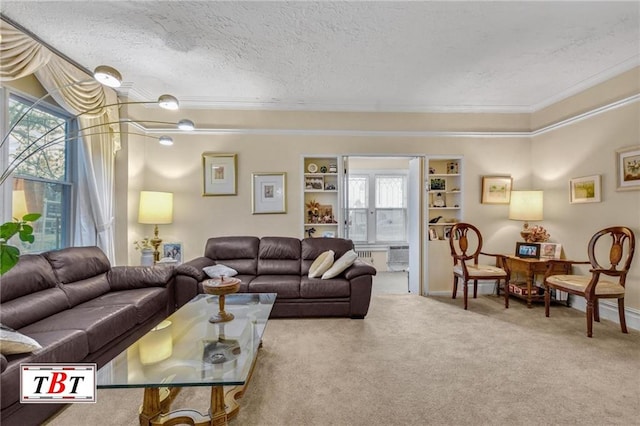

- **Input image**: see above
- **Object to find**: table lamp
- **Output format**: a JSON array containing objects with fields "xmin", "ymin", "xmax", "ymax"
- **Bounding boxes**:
[
  {"xmin": 509, "ymin": 190, "xmax": 543, "ymax": 241},
  {"xmin": 138, "ymin": 191, "xmax": 173, "ymax": 263}
]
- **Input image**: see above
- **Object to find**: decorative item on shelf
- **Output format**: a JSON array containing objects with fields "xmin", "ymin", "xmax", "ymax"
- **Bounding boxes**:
[
  {"xmin": 306, "ymin": 227, "xmax": 316, "ymax": 238},
  {"xmin": 429, "ymin": 216, "xmax": 443, "ymax": 224},
  {"xmin": 307, "ymin": 163, "xmax": 318, "ymax": 173},
  {"xmin": 320, "ymin": 166, "xmax": 327, "ymax": 173},
  {"xmin": 433, "ymin": 192, "xmax": 446, "ymax": 207},
  {"xmin": 305, "ymin": 199, "xmax": 321, "ymax": 223},
  {"xmin": 305, "ymin": 176, "xmax": 323, "ymax": 190},
  {"xmin": 447, "ymin": 162, "xmax": 459, "ymax": 174},
  {"xmin": 508, "ymin": 190, "xmax": 543, "ymax": 241},
  {"xmin": 329, "ymin": 164, "xmax": 337, "ymax": 173},
  {"xmin": 429, "ymin": 167, "xmax": 436, "ymax": 174},
  {"xmin": 430, "ymin": 178, "xmax": 446, "ymax": 191},
  {"xmin": 428, "ymin": 228, "xmax": 438, "ymax": 240},
  {"xmin": 138, "ymin": 191, "xmax": 174, "ymax": 263},
  {"xmin": 324, "ymin": 183, "xmax": 336, "ymax": 190}
]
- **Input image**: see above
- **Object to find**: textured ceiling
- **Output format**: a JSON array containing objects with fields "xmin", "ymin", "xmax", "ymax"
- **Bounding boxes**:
[{"xmin": 1, "ymin": 1, "xmax": 639, "ymax": 112}]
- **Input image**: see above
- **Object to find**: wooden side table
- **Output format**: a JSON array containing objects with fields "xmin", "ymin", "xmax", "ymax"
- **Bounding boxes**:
[{"xmin": 504, "ymin": 256, "xmax": 571, "ymax": 308}]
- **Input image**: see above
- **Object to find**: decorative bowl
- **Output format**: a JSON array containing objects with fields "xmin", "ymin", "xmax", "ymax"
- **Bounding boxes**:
[{"xmin": 202, "ymin": 277, "xmax": 241, "ymax": 296}]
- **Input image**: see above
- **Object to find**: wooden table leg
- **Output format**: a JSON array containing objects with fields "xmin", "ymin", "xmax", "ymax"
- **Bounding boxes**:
[{"xmin": 526, "ymin": 272, "xmax": 534, "ymax": 308}]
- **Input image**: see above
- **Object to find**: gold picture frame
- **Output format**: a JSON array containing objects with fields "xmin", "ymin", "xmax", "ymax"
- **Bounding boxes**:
[{"xmin": 202, "ymin": 153, "xmax": 237, "ymax": 196}]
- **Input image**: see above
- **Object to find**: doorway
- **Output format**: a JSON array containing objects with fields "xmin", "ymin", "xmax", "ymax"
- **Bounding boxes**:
[{"xmin": 343, "ymin": 156, "xmax": 424, "ymax": 295}]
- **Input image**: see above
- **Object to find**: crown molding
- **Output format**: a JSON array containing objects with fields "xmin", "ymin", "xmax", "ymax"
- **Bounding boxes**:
[{"xmin": 130, "ymin": 93, "xmax": 638, "ymax": 139}]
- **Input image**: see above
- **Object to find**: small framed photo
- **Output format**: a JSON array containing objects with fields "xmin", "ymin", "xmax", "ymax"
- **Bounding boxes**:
[
  {"xmin": 481, "ymin": 176, "xmax": 512, "ymax": 204},
  {"xmin": 446, "ymin": 161, "xmax": 459, "ymax": 174},
  {"xmin": 515, "ymin": 242, "xmax": 540, "ymax": 259},
  {"xmin": 539, "ymin": 242, "xmax": 562, "ymax": 259},
  {"xmin": 305, "ymin": 176, "xmax": 324, "ymax": 190},
  {"xmin": 252, "ymin": 172, "xmax": 287, "ymax": 214},
  {"xmin": 616, "ymin": 145, "xmax": 640, "ymax": 191},
  {"xmin": 444, "ymin": 226, "xmax": 454, "ymax": 240},
  {"xmin": 202, "ymin": 153, "xmax": 237, "ymax": 196},
  {"xmin": 429, "ymin": 178, "xmax": 446, "ymax": 191},
  {"xmin": 161, "ymin": 242, "xmax": 182, "ymax": 264},
  {"xmin": 570, "ymin": 175, "xmax": 601, "ymax": 203},
  {"xmin": 428, "ymin": 228, "xmax": 438, "ymax": 241}
]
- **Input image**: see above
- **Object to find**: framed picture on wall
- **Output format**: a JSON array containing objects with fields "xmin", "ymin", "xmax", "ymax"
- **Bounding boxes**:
[
  {"xmin": 616, "ymin": 145, "xmax": 640, "ymax": 191},
  {"xmin": 202, "ymin": 153, "xmax": 237, "ymax": 196},
  {"xmin": 481, "ymin": 176, "xmax": 513, "ymax": 204},
  {"xmin": 570, "ymin": 175, "xmax": 601, "ymax": 203},
  {"xmin": 252, "ymin": 172, "xmax": 287, "ymax": 214}
]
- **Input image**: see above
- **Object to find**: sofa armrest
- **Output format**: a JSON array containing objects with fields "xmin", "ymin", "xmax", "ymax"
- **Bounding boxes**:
[
  {"xmin": 108, "ymin": 266, "xmax": 174, "ymax": 291},
  {"xmin": 175, "ymin": 257, "xmax": 216, "ymax": 282},
  {"xmin": 344, "ymin": 259, "xmax": 377, "ymax": 280}
]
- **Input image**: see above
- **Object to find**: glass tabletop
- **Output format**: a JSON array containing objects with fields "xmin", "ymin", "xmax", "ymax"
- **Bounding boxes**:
[{"xmin": 97, "ymin": 293, "xmax": 275, "ymax": 389}]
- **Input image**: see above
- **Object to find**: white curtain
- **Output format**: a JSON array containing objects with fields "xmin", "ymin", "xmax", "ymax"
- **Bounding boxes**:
[{"xmin": 0, "ymin": 20, "xmax": 120, "ymax": 262}]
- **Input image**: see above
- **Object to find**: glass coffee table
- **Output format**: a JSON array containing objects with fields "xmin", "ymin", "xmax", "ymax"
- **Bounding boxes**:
[{"xmin": 97, "ymin": 293, "xmax": 275, "ymax": 426}]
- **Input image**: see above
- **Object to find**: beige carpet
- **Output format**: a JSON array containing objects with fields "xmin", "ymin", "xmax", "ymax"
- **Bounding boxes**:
[{"xmin": 46, "ymin": 295, "xmax": 640, "ymax": 426}]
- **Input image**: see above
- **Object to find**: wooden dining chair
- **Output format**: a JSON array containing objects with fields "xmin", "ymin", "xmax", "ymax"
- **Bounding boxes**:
[
  {"xmin": 543, "ymin": 226, "xmax": 636, "ymax": 337},
  {"xmin": 449, "ymin": 223, "xmax": 510, "ymax": 310}
]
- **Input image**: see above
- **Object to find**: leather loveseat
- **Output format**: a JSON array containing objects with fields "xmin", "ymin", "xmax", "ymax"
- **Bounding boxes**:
[
  {"xmin": 175, "ymin": 236, "xmax": 377, "ymax": 318},
  {"xmin": 0, "ymin": 246, "xmax": 180, "ymax": 426}
]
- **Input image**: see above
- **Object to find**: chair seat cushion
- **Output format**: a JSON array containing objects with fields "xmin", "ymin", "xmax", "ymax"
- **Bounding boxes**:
[
  {"xmin": 453, "ymin": 264, "xmax": 507, "ymax": 278},
  {"xmin": 546, "ymin": 275, "xmax": 625, "ymax": 295}
]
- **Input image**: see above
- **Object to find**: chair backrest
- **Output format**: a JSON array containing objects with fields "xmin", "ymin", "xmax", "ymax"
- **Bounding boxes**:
[
  {"xmin": 588, "ymin": 227, "xmax": 635, "ymax": 282},
  {"xmin": 449, "ymin": 223, "xmax": 483, "ymax": 265}
]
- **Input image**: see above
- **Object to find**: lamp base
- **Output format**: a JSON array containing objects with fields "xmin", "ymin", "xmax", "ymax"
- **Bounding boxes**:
[{"xmin": 150, "ymin": 225, "xmax": 162, "ymax": 263}]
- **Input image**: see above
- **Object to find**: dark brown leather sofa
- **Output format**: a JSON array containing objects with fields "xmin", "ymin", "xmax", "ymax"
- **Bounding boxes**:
[
  {"xmin": 0, "ymin": 246, "xmax": 180, "ymax": 426},
  {"xmin": 175, "ymin": 236, "xmax": 377, "ymax": 318}
]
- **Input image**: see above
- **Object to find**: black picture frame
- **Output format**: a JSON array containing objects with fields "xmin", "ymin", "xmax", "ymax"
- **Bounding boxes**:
[{"xmin": 515, "ymin": 242, "xmax": 541, "ymax": 259}]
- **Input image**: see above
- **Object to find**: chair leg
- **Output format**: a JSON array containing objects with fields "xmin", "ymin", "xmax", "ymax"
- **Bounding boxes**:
[
  {"xmin": 593, "ymin": 299, "xmax": 600, "ymax": 322},
  {"xmin": 586, "ymin": 299, "xmax": 594, "ymax": 338},
  {"xmin": 544, "ymin": 285, "xmax": 551, "ymax": 317},
  {"xmin": 618, "ymin": 298, "xmax": 628, "ymax": 334},
  {"xmin": 452, "ymin": 276, "xmax": 458, "ymax": 299},
  {"xmin": 495, "ymin": 279, "xmax": 500, "ymax": 296},
  {"xmin": 463, "ymin": 281, "xmax": 468, "ymax": 310},
  {"xmin": 473, "ymin": 280, "xmax": 478, "ymax": 299},
  {"xmin": 504, "ymin": 279, "xmax": 509, "ymax": 309}
]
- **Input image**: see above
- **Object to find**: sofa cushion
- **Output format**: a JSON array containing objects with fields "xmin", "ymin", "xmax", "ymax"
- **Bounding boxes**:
[
  {"xmin": 108, "ymin": 266, "xmax": 174, "ymax": 291},
  {"xmin": 204, "ymin": 236, "xmax": 260, "ymax": 275},
  {"xmin": 1, "ymin": 329, "xmax": 88, "ymax": 410},
  {"xmin": 308, "ymin": 250, "xmax": 335, "ymax": 278},
  {"xmin": 0, "ymin": 254, "xmax": 58, "ymax": 303},
  {"xmin": 0, "ymin": 288, "xmax": 70, "ymax": 330},
  {"xmin": 45, "ymin": 246, "xmax": 111, "ymax": 284},
  {"xmin": 301, "ymin": 238, "xmax": 354, "ymax": 275},
  {"xmin": 0, "ymin": 324, "xmax": 42, "ymax": 355},
  {"xmin": 76, "ymin": 288, "xmax": 168, "ymax": 324},
  {"xmin": 20, "ymin": 305, "xmax": 137, "ymax": 353},
  {"xmin": 258, "ymin": 237, "xmax": 301, "ymax": 275},
  {"xmin": 300, "ymin": 277, "xmax": 350, "ymax": 298},
  {"xmin": 249, "ymin": 275, "xmax": 300, "ymax": 299},
  {"xmin": 59, "ymin": 275, "xmax": 112, "ymax": 307},
  {"xmin": 322, "ymin": 250, "xmax": 358, "ymax": 279}
]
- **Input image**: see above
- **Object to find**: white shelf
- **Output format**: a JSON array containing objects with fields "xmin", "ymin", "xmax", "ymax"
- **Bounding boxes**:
[
  {"xmin": 304, "ymin": 190, "xmax": 338, "ymax": 193},
  {"xmin": 429, "ymin": 173, "xmax": 460, "ymax": 177},
  {"xmin": 304, "ymin": 223, "xmax": 338, "ymax": 226}
]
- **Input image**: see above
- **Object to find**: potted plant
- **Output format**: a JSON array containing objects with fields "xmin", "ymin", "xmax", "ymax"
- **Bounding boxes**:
[
  {"xmin": 134, "ymin": 237, "xmax": 154, "ymax": 266},
  {"xmin": 0, "ymin": 213, "xmax": 42, "ymax": 275}
]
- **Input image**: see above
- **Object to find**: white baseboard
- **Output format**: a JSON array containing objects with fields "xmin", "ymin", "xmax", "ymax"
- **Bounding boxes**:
[{"xmin": 428, "ymin": 282, "xmax": 639, "ymax": 332}]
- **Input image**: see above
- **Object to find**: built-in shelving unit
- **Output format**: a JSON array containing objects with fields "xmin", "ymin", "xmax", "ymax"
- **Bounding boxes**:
[
  {"xmin": 427, "ymin": 157, "xmax": 463, "ymax": 241},
  {"xmin": 302, "ymin": 156, "xmax": 342, "ymax": 238}
]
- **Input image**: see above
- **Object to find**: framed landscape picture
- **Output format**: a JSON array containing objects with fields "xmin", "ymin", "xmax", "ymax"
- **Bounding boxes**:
[
  {"xmin": 616, "ymin": 145, "xmax": 640, "ymax": 191},
  {"xmin": 570, "ymin": 174, "xmax": 601, "ymax": 203},
  {"xmin": 481, "ymin": 176, "xmax": 512, "ymax": 204}
]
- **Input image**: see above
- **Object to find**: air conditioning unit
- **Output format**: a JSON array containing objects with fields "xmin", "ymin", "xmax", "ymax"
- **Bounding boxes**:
[{"xmin": 387, "ymin": 245, "xmax": 409, "ymax": 271}]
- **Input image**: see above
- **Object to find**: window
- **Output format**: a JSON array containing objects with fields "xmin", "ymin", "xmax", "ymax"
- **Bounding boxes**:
[
  {"xmin": 347, "ymin": 172, "xmax": 407, "ymax": 243},
  {"xmin": 7, "ymin": 94, "xmax": 76, "ymax": 253}
]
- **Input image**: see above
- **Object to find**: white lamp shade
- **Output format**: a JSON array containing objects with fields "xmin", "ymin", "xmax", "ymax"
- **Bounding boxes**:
[
  {"xmin": 509, "ymin": 191, "xmax": 543, "ymax": 221},
  {"xmin": 138, "ymin": 191, "xmax": 173, "ymax": 224}
]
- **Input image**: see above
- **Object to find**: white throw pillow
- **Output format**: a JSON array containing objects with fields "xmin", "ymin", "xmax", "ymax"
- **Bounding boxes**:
[
  {"xmin": 322, "ymin": 249, "xmax": 358, "ymax": 279},
  {"xmin": 203, "ymin": 264, "xmax": 238, "ymax": 278},
  {"xmin": 0, "ymin": 324, "xmax": 42, "ymax": 355},
  {"xmin": 308, "ymin": 250, "xmax": 335, "ymax": 278}
]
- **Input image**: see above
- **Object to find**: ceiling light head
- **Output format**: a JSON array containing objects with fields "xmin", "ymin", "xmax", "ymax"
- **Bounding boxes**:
[
  {"xmin": 158, "ymin": 136, "xmax": 174, "ymax": 146},
  {"xmin": 158, "ymin": 94, "xmax": 179, "ymax": 110},
  {"xmin": 93, "ymin": 65, "xmax": 122, "ymax": 88},
  {"xmin": 177, "ymin": 119, "xmax": 195, "ymax": 131}
]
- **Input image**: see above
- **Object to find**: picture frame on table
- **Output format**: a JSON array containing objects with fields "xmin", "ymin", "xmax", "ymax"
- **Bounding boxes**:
[
  {"xmin": 515, "ymin": 242, "xmax": 540, "ymax": 259},
  {"xmin": 570, "ymin": 174, "xmax": 601, "ymax": 203},
  {"xmin": 616, "ymin": 145, "xmax": 640, "ymax": 191},
  {"xmin": 481, "ymin": 175, "xmax": 512, "ymax": 204},
  {"xmin": 539, "ymin": 242, "xmax": 562, "ymax": 259},
  {"xmin": 161, "ymin": 242, "xmax": 182, "ymax": 264},
  {"xmin": 252, "ymin": 172, "xmax": 287, "ymax": 214},
  {"xmin": 202, "ymin": 152, "xmax": 237, "ymax": 196},
  {"xmin": 429, "ymin": 177, "xmax": 446, "ymax": 191}
]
